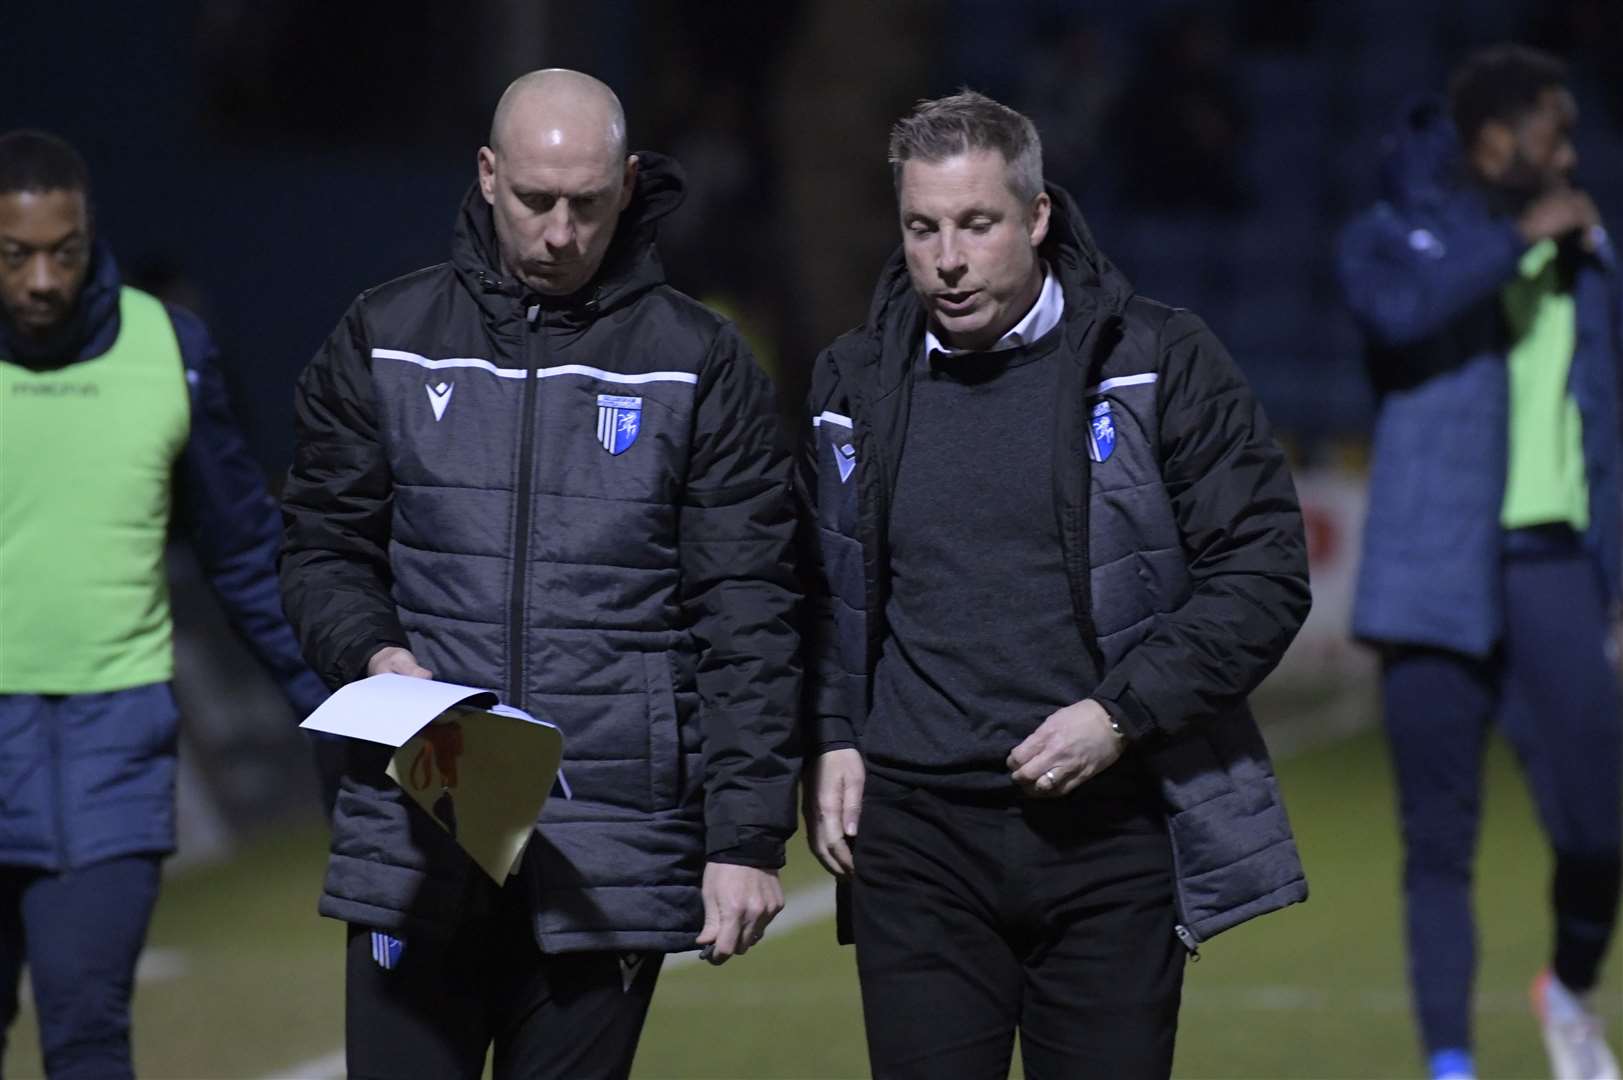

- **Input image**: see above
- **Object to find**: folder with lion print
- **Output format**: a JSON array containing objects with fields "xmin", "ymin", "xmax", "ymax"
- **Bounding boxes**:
[{"xmin": 300, "ymin": 672, "xmax": 567, "ymax": 882}]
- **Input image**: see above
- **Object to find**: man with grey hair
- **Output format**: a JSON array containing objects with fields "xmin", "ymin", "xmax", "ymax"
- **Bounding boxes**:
[
  {"xmin": 800, "ymin": 90, "xmax": 1311, "ymax": 1076},
  {"xmin": 282, "ymin": 69, "xmax": 800, "ymax": 1078}
]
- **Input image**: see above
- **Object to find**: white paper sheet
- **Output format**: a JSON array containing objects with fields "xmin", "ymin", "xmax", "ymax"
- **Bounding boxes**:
[
  {"xmin": 298, "ymin": 672, "xmax": 497, "ymax": 746},
  {"xmin": 299, "ymin": 674, "xmax": 569, "ymax": 882}
]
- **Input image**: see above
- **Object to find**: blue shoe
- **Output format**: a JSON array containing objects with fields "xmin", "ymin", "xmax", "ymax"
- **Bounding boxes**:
[{"xmin": 1429, "ymin": 1047, "xmax": 1475, "ymax": 1079}]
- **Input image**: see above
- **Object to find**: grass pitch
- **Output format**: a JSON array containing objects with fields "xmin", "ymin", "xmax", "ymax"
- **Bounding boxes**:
[{"xmin": 2, "ymin": 725, "xmax": 1615, "ymax": 1079}]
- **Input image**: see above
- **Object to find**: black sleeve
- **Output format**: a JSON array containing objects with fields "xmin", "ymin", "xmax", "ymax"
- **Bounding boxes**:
[
  {"xmin": 279, "ymin": 297, "xmax": 409, "ymax": 690},
  {"xmin": 678, "ymin": 324, "xmax": 803, "ymax": 864},
  {"xmin": 1091, "ymin": 311, "xmax": 1311, "ymax": 739},
  {"xmin": 797, "ymin": 349, "xmax": 857, "ymax": 752}
]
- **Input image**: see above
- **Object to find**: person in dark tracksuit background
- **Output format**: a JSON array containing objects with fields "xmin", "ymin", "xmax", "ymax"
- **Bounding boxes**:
[
  {"xmin": 280, "ymin": 70, "xmax": 800, "ymax": 1080},
  {"xmin": 1337, "ymin": 45, "xmax": 1623, "ymax": 1080},
  {"xmin": 800, "ymin": 91, "xmax": 1311, "ymax": 1079},
  {"xmin": 0, "ymin": 130, "xmax": 326, "ymax": 1080}
]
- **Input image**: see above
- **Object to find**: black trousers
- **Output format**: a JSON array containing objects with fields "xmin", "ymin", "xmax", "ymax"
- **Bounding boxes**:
[
  {"xmin": 0, "ymin": 856, "xmax": 161, "ymax": 1080},
  {"xmin": 852, "ymin": 774, "xmax": 1184, "ymax": 1080},
  {"xmin": 345, "ymin": 884, "xmax": 662, "ymax": 1080},
  {"xmin": 1382, "ymin": 533, "xmax": 1622, "ymax": 1055}
]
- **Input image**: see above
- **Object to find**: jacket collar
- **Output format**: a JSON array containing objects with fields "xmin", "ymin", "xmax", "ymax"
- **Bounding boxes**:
[{"xmin": 923, "ymin": 262, "xmax": 1065, "ymax": 362}]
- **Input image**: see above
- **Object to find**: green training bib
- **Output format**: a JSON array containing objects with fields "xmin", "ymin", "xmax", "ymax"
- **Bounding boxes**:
[{"xmin": 0, "ymin": 287, "xmax": 190, "ymax": 692}]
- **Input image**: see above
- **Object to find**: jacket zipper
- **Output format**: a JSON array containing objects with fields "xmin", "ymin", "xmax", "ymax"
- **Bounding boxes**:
[
  {"xmin": 508, "ymin": 306, "xmax": 543, "ymax": 708},
  {"xmin": 851, "ymin": 349, "xmax": 900, "ymax": 678},
  {"xmin": 856, "ymin": 401, "xmax": 888, "ymax": 676},
  {"xmin": 1060, "ymin": 314, "xmax": 1196, "ymax": 958}
]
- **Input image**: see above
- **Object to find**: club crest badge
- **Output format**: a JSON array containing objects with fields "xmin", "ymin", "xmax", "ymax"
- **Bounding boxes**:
[
  {"xmin": 834, "ymin": 441, "xmax": 856, "ymax": 483},
  {"xmin": 1087, "ymin": 400, "xmax": 1115, "ymax": 463},
  {"xmin": 370, "ymin": 930, "xmax": 405, "ymax": 971},
  {"xmin": 597, "ymin": 394, "xmax": 642, "ymax": 455}
]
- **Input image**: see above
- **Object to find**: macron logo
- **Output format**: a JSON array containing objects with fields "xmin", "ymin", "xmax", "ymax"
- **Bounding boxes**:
[
  {"xmin": 426, "ymin": 381, "xmax": 454, "ymax": 421},
  {"xmin": 618, "ymin": 952, "xmax": 645, "ymax": 992}
]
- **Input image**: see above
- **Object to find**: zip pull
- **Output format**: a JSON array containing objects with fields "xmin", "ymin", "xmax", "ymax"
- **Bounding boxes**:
[
  {"xmin": 526, "ymin": 303, "xmax": 541, "ymax": 326},
  {"xmin": 1174, "ymin": 924, "xmax": 1201, "ymax": 960}
]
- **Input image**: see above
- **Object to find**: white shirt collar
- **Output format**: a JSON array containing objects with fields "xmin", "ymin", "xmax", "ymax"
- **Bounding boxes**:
[{"xmin": 923, "ymin": 265, "xmax": 1064, "ymax": 363}]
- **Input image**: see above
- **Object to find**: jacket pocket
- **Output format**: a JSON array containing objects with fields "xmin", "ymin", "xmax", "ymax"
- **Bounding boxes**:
[{"xmin": 644, "ymin": 652, "xmax": 681, "ymax": 810}]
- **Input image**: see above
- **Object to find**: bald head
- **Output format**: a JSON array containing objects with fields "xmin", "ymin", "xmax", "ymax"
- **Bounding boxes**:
[
  {"xmin": 489, "ymin": 69, "xmax": 627, "ymax": 162},
  {"xmin": 478, "ymin": 69, "xmax": 639, "ymax": 297}
]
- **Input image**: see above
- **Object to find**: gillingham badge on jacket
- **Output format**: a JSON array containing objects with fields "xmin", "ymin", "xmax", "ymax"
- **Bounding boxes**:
[
  {"xmin": 597, "ymin": 394, "xmax": 642, "ymax": 455},
  {"xmin": 1087, "ymin": 399, "xmax": 1115, "ymax": 462}
]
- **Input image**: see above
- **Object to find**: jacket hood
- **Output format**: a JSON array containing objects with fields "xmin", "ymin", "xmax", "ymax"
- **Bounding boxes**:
[
  {"xmin": 856, "ymin": 177, "xmax": 1136, "ymax": 386},
  {"xmin": 1376, "ymin": 97, "xmax": 1469, "ymax": 211},
  {"xmin": 0, "ymin": 235, "xmax": 122, "ymax": 369},
  {"xmin": 450, "ymin": 150, "xmax": 686, "ymax": 326},
  {"xmin": 1042, "ymin": 180, "xmax": 1136, "ymax": 324}
]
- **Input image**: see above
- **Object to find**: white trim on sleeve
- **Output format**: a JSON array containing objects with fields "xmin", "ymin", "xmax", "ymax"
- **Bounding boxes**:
[{"xmin": 1084, "ymin": 373, "xmax": 1158, "ymax": 396}]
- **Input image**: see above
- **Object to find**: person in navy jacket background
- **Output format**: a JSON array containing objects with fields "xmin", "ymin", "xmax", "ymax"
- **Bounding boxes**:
[
  {"xmin": 0, "ymin": 129, "xmax": 325, "ymax": 1080},
  {"xmin": 1337, "ymin": 45, "xmax": 1622, "ymax": 1080}
]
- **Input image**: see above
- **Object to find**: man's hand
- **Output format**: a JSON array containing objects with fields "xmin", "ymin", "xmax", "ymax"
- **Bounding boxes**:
[
  {"xmin": 804, "ymin": 748, "xmax": 864, "ymax": 879},
  {"xmin": 367, "ymin": 645, "xmax": 433, "ymax": 679},
  {"xmin": 1007, "ymin": 699, "xmax": 1125, "ymax": 799},
  {"xmin": 695, "ymin": 863, "xmax": 783, "ymax": 965},
  {"xmin": 1519, "ymin": 188, "xmax": 1603, "ymax": 250}
]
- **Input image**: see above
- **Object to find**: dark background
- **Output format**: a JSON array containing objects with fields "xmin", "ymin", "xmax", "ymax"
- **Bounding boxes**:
[{"xmin": 9, "ymin": 0, "xmax": 1622, "ymax": 472}]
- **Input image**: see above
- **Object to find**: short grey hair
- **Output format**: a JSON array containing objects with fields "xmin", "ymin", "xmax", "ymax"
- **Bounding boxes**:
[{"xmin": 888, "ymin": 90, "xmax": 1045, "ymax": 203}]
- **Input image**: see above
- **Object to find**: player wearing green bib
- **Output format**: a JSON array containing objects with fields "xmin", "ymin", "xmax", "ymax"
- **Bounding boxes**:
[
  {"xmin": 1338, "ymin": 47, "xmax": 1622, "ymax": 1080},
  {"xmin": 0, "ymin": 130, "xmax": 324, "ymax": 1080}
]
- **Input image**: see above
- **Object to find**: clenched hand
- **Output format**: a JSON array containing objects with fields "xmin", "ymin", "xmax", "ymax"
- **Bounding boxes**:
[
  {"xmin": 367, "ymin": 646, "xmax": 433, "ymax": 680},
  {"xmin": 696, "ymin": 863, "xmax": 783, "ymax": 965},
  {"xmin": 1006, "ymin": 699, "xmax": 1125, "ymax": 798}
]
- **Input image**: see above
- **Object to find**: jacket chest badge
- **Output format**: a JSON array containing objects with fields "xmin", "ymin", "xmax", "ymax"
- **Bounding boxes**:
[
  {"xmin": 1407, "ymin": 228, "xmax": 1447, "ymax": 258},
  {"xmin": 597, "ymin": 394, "xmax": 642, "ymax": 455},
  {"xmin": 834, "ymin": 441, "xmax": 856, "ymax": 483},
  {"xmin": 1087, "ymin": 399, "xmax": 1116, "ymax": 463},
  {"xmin": 426, "ymin": 381, "xmax": 454, "ymax": 422}
]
